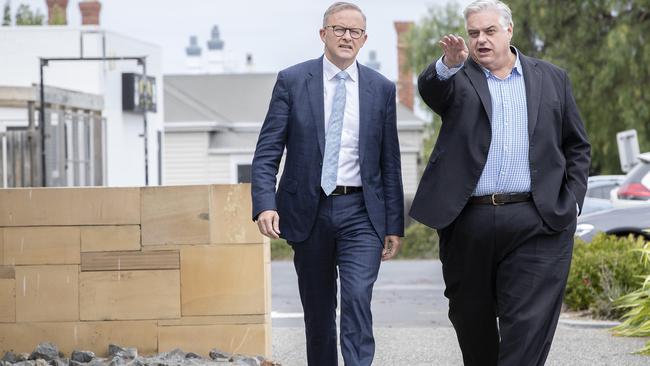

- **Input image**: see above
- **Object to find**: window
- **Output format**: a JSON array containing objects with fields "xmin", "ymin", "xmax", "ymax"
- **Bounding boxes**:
[{"xmin": 237, "ymin": 164, "xmax": 252, "ymax": 183}]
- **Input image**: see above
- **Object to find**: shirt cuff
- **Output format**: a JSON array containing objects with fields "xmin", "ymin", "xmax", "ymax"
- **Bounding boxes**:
[{"xmin": 435, "ymin": 56, "xmax": 464, "ymax": 80}]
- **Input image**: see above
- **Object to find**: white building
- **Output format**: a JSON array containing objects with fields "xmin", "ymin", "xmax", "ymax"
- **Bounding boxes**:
[{"xmin": 0, "ymin": 3, "xmax": 163, "ymax": 187}]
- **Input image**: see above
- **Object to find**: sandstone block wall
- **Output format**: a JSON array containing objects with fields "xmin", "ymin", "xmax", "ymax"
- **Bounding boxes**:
[{"xmin": 0, "ymin": 184, "xmax": 270, "ymax": 357}]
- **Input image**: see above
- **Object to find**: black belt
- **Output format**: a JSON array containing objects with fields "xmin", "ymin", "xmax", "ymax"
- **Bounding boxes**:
[
  {"xmin": 330, "ymin": 186, "xmax": 363, "ymax": 195},
  {"xmin": 469, "ymin": 193, "xmax": 532, "ymax": 205}
]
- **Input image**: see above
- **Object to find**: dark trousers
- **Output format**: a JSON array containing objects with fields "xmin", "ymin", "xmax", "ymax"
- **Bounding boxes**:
[
  {"xmin": 290, "ymin": 192, "xmax": 383, "ymax": 366},
  {"xmin": 437, "ymin": 201, "xmax": 576, "ymax": 366}
]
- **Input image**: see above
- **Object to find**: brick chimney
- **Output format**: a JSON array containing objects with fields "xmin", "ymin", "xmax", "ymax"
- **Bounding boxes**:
[
  {"xmin": 46, "ymin": 0, "xmax": 68, "ymax": 25},
  {"xmin": 394, "ymin": 21, "xmax": 414, "ymax": 110},
  {"xmin": 79, "ymin": 0, "xmax": 101, "ymax": 25}
]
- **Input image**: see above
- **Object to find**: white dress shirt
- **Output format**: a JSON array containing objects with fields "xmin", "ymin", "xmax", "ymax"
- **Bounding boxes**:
[{"xmin": 323, "ymin": 55, "xmax": 362, "ymax": 187}]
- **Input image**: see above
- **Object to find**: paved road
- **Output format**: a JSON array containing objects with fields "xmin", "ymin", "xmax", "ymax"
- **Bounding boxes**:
[{"xmin": 271, "ymin": 260, "xmax": 650, "ymax": 365}]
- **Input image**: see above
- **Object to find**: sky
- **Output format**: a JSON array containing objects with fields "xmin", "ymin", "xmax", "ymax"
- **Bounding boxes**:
[{"xmin": 15, "ymin": 0, "xmax": 473, "ymax": 81}]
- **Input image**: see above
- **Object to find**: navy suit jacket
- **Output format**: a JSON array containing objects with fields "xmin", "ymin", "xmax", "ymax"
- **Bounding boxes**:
[
  {"xmin": 251, "ymin": 56, "xmax": 404, "ymax": 243},
  {"xmin": 410, "ymin": 54, "xmax": 591, "ymax": 231}
]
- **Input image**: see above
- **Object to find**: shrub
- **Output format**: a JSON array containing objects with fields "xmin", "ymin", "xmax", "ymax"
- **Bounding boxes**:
[
  {"xmin": 271, "ymin": 239, "xmax": 293, "ymax": 260},
  {"xmin": 565, "ymin": 233, "xmax": 647, "ymax": 319},
  {"xmin": 613, "ymin": 242, "xmax": 650, "ymax": 355},
  {"xmin": 397, "ymin": 222, "xmax": 439, "ymax": 259}
]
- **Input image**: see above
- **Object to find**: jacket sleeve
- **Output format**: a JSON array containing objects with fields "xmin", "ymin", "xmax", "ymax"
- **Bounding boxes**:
[
  {"xmin": 251, "ymin": 71, "xmax": 290, "ymax": 220},
  {"xmin": 417, "ymin": 60, "xmax": 457, "ymax": 116},
  {"xmin": 561, "ymin": 71, "xmax": 591, "ymax": 213},
  {"xmin": 381, "ymin": 84, "xmax": 405, "ymax": 236}
]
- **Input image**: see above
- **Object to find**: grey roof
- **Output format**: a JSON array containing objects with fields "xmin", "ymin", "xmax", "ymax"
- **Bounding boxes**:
[
  {"xmin": 164, "ymin": 73, "xmax": 426, "ymax": 126},
  {"xmin": 164, "ymin": 73, "xmax": 277, "ymax": 123}
]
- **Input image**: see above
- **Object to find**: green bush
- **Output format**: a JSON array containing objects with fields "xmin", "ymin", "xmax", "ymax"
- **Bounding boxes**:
[
  {"xmin": 271, "ymin": 239, "xmax": 293, "ymax": 260},
  {"xmin": 613, "ymin": 242, "xmax": 650, "ymax": 355},
  {"xmin": 565, "ymin": 233, "xmax": 647, "ymax": 319},
  {"xmin": 397, "ymin": 222, "xmax": 439, "ymax": 259}
]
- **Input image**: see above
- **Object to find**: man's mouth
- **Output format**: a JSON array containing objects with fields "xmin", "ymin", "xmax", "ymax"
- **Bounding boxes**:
[
  {"xmin": 339, "ymin": 44, "xmax": 353, "ymax": 50},
  {"xmin": 478, "ymin": 47, "xmax": 491, "ymax": 54}
]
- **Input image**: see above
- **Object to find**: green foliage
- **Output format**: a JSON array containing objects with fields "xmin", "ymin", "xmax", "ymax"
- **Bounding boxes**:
[
  {"xmin": 2, "ymin": 0, "xmax": 10, "ymax": 26},
  {"xmin": 407, "ymin": 1, "xmax": 650, "ymax": 174},
  {"xmin": 565, "ymin": 234, "xmax": 647, "ymax": 319},
  {"xmin": 507, "ymin": 0, "xmax": 650, "ymax": 174},
  {"xmin": 397, "ymin": 222, "xmax": 439, "ymax": 259},
  {"xmin": 48, "ymin": 3, "xmax": 65, "ymax": 25},
  {"xmin": 271, "ymin": 238, "xmax": 293, "ymax": 260},
  {"xmin": 613, "ymin": 242, "xmax": 650, "ymax": 355},
  {"xmin": 15, "ymin": 3, "xmax": 43, "ymax": 26},
  {"xmin": 405, "ymin": 2, "xmax": 465, "ymax": 162}
]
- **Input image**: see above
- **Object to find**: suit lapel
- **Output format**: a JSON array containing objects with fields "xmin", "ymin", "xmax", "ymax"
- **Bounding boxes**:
[
  {"xmin": 463, "ymin": 58, "xmax": 492, "ymax": 124},
  {"xmin": 306, "ymin": 57, "xmax": 326, "ymax": 157},
  {"xmin": 520, "ymin": 54, "xmax": 542, "ymax": 139},
  {"xmin": 358, "ymin": 63, "xmax": 374, "ymax": 165}
]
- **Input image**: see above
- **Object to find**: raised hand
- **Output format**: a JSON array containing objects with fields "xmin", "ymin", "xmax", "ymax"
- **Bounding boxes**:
[{"xmin": 439, "ymin": 34, "xmax": 468, "ymax": 68}]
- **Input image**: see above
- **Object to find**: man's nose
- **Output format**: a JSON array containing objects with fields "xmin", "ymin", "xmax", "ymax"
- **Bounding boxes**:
[{"xmin": 341, "ymin": 29, "xmax": 352, "ymax": 41}]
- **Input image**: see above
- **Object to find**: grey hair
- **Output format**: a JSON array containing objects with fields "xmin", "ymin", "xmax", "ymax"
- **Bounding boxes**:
[
  {"xmin": 322, "ymin": 2, "xmax": 367, "ymax": 28},
  {"xmin": 463, "ymin": 0, "xmax": 513, "ymax": 30}
]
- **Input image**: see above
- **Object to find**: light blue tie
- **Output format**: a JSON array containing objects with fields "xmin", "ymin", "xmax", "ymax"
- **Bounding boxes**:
[{"xmin": 321, "ymin": 70, "xmax": 348, "ymax": 195}]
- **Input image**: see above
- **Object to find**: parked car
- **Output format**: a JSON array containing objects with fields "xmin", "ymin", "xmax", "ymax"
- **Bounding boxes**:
[
  {"xmin": 580, "ymin": 175, "xmax": 624, "ymax": 215},
  {"xmin": 575, "ymin": 205, "xmax": 650, "ymax": 242},
  {"xmin": 611, "ymin": 152, "xmax": 650, "ymax": 207}
]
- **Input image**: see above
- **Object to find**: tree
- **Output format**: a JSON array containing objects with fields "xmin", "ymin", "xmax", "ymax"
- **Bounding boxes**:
[
  {"xmin": 407, "ymin": 1, "xmax": 650, "ymax": 174},
  {"xmin": 508, "ymin": 0, "xmax": 650, "ymax": 173},
  {"xmin": 406, "ymin": 2, "xmax": 465, "ymax": 164},
  {"xmin": 15, "ymin": 3, "xmax": 44, "ymax": 26},
  {"xmin": 2, "ymin": 0, "xmax": 10, "ymax": 26}
]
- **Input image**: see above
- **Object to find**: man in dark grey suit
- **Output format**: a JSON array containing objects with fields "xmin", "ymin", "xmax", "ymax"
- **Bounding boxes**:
[
  {"xmin": 251, "ymin": 2, "xmax": 404, "ymax": 365},
  {"xmin": 410, "ymin": 1, "xmax": 590, "ymax": 365}
]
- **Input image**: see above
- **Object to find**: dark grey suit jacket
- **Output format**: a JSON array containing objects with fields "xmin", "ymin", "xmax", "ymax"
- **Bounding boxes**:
[{"xmin": 410, "ymin": 52, "xmax": 591, "ymax": 231}]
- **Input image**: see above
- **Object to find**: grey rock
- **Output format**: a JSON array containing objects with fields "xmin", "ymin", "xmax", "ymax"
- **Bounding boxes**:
[
  {"xmin": 17, "ymin": 355, "xmax": 30, "ymax": 363},
  {"xmin": 87, "ymin": 359, "xmax": 105, "ymax": 366},
  {"xmin": 69, "ymin": 361, "xmax": 86, "ymax": 366},
  {"xmin": 14, "ymin": 361, "xmax": 36, "ymax": 366},
  {"xmin": 208, "ymin": 349, "xmax": 231, "ymax": 361},
  {"xmin": 34, "ymin": 359, "xmax": 49, "ymax": 366},
  {"xmin": 229, "ymin": 355, "xmax": 260, "ymax": 366},
  {"xmin": 184, "ymin": 353, "xmax": 202, "ymax": 360},
  {"xmin": 2, "ymin": 352, "xmax": 18, "ymax": 363},
  {"xmin": 160, "ymin": 349, "xmax": 185, "ymax": 361},
  {"xmin": 107, "ymin": 356, "xmax": 124, "ymax": 366},
  {"xmin": 125, "ymin": 358, "xmax": 144, "ymax": 366},
  {"xmin": 29, "ymin": 343, "xmax": 59, "ymax": 362},
  {"xmin": 71, "ymin": 351, "xmax": 95, "ymax": 364},
  {"xmin": 48, "ymin": 359, "xmax": 66, "ymax": 366},
  {"xmin": 107, "ymin": 346, "xmax": 136, "ymax": 360}
]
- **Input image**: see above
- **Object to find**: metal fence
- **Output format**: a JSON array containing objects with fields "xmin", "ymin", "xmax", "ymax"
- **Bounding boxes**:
[{"xmin": 0, "ymin": 109, "xmax": 105, "ymax": 188}]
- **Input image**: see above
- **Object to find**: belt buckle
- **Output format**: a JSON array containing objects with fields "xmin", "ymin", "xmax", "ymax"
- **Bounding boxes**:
[{"xmin": 491, "ymin": 193, "xmax": 504, "ymax": 206}]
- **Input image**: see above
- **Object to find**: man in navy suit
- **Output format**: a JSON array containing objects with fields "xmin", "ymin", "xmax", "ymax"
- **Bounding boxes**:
[
  {"xmin": 251, "ymin": 2, "xmax": 404, "ymax": 365},
  {"xmin": 410, "ymin": 1, "xmax": 590, "ymax": 365}
]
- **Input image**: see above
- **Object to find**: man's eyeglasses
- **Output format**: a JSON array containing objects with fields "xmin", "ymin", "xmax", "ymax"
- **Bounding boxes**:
[{"xmin": 325, "ymin": 25, "xmax": 365, "ymax": 39}]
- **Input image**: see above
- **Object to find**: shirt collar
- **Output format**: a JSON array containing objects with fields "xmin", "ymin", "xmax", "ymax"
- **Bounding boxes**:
[
  {"xmin": 480, "ymin": 46, "xmax": 522, "ymax": 78},
  {"xmin": 323, "ymin": 54, "xmax": 358, "ymax": 82}
]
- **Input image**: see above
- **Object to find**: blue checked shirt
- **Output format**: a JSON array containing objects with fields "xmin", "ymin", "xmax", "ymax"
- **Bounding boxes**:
[{"xmin": 436, "ymin": 49, "xmax": 531, "ymax": 196}]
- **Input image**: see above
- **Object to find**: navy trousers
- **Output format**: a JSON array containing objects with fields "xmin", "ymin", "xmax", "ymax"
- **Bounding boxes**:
[
  {"xmin": 437, "ymin": 201, "xmax": 576, "ymax": 366},
  {"xmin": 289, "ymin": 191, "xmax": 383, "ymax": 366}
]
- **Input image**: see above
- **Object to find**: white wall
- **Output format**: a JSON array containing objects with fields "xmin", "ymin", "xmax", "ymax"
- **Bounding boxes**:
[
  {"xmin": 0, "ymin": 27, "xmax": 163, "ymax": 187},
  {"xmin": 163, "ymin": 132, "xmax": 209, "ymax": 185}
]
